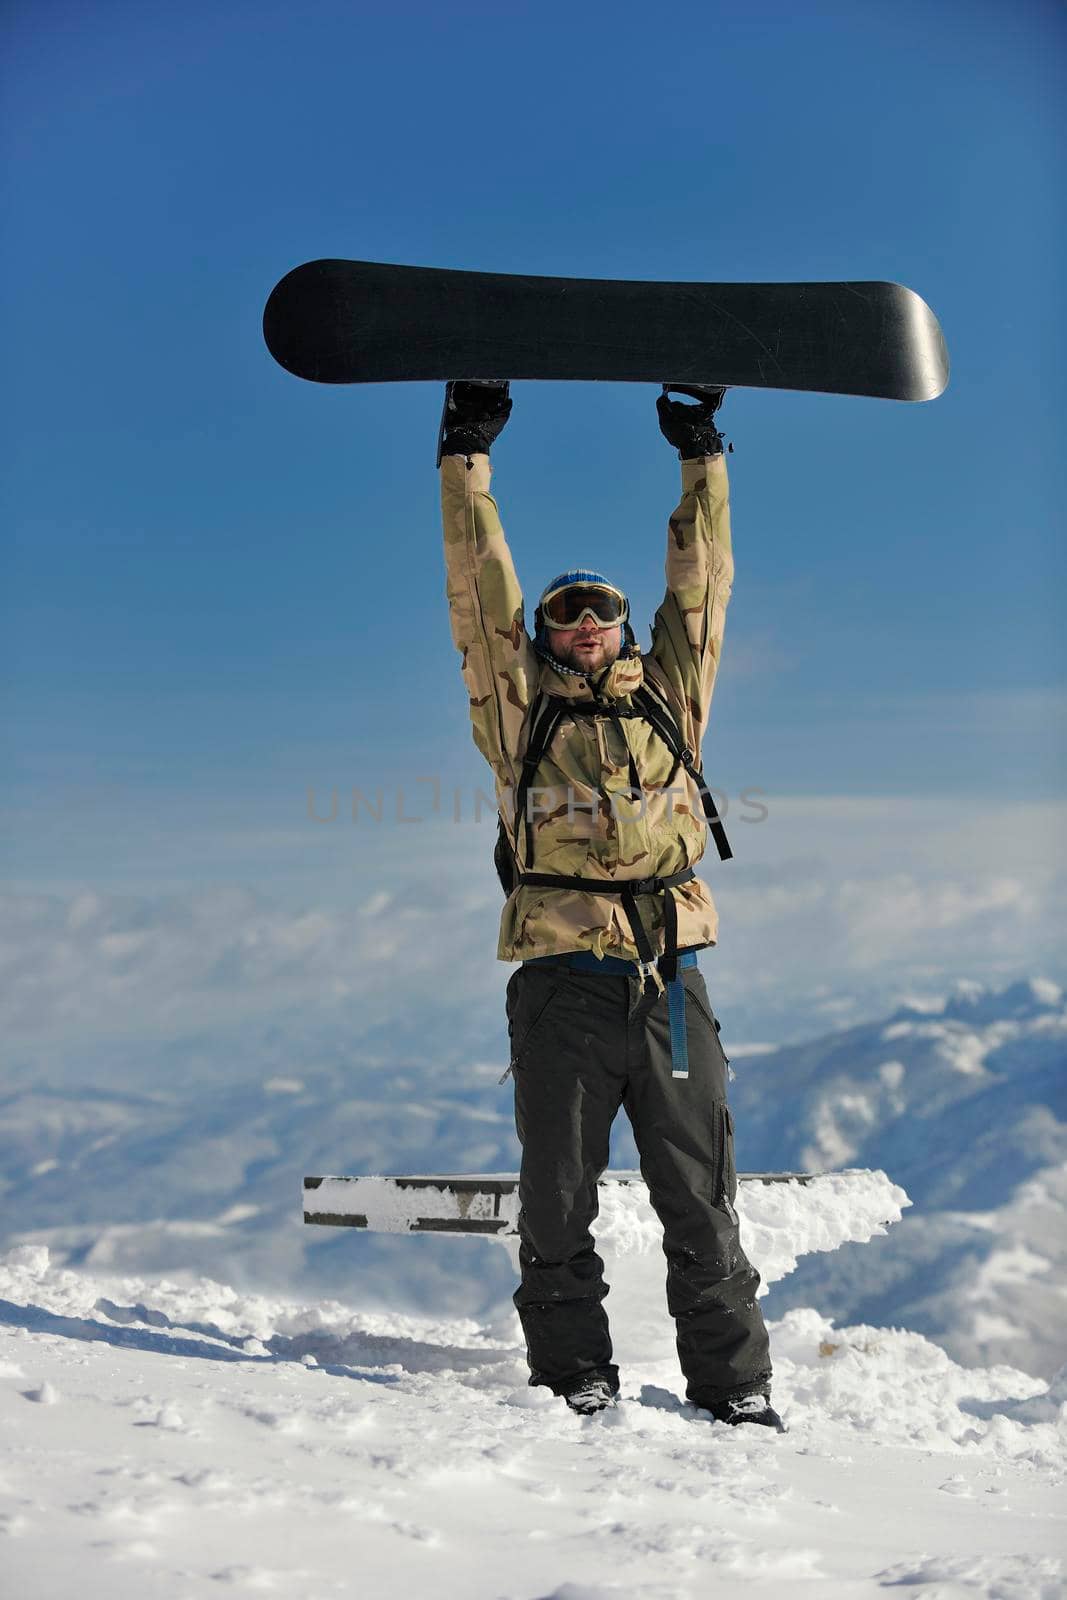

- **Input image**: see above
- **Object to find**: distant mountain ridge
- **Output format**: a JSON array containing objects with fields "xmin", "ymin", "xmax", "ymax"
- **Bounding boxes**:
[
  {"xmin": 728, "ymin": 976, "xmax": 1065, "ymax": 1204},
  {"xmin": 735, "ymin": 977, "xmax": 1066, "ymax": 1377}
]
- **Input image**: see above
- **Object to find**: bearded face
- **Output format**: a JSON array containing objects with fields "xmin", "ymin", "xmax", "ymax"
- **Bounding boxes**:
[{"xmin": 550, "ymin": 621, "xmax": 623, "ymax": 674}]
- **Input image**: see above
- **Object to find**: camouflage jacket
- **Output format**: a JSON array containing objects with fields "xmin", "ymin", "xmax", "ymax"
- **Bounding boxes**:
[{"xmin": 441, "ymin": 451, "xmax": 734, "ymax": 963}]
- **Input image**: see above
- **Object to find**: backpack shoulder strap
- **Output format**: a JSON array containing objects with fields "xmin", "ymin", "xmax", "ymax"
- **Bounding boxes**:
[
  {"xmin": 514, "ymin": 693, "xmax": 570, "ymax": 869},
  {"xmin": 631, "ymin": 686, "xmax": 732, "ymax": 863}
]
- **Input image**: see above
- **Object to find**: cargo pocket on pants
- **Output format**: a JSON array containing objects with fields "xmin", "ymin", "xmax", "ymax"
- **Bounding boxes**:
[
  {"xmin": 685, "ymin": 983, "xmax": 729, "ymax": 1066},
  {"xmin": 683, "ymin": 977, "xmax": 731, "ymax": 1098},
  {"xmin": 722, "ymin": 1104, "xmax": 738, "ymax": 1207},
  {"xmin": 501, "ymin": 971, "xmax": 564, "ymax": 1083}
]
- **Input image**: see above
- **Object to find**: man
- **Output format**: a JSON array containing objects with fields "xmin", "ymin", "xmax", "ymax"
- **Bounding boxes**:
[{"xmin": 440, "ymin": 380, "xmax": 783, "ymax": 1431}]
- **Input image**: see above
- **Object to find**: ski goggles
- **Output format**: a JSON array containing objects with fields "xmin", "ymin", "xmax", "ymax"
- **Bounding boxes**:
[{"xmin": 539, "ymin": 581, "xmax": 629, "ymax": 631}]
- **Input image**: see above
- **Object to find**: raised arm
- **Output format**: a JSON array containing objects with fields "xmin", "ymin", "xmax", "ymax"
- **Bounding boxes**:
[
  {"xmin": 439, "ymin": 384, "xmax": 538, "ymax": 786},
  {"xmin": 647, "ymin": 387, "xmax": 734, "ymax": 754}
]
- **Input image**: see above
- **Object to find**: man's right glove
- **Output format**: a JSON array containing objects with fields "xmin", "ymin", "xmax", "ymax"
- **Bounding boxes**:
[
  {"xmin": 438, "ymin": 380, "xmax": 512, "ymax": 464},
  {"xmin": 656, "ymin": 384, "xmax": 726, "ymax": 460}
]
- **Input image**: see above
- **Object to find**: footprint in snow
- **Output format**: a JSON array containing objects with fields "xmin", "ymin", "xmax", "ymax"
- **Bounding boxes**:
[
  {"xmin": 240, "ymin": 1405, "xmax": 301, "ymax": 1433},
  {"xmin": 209, "ymin": 1565, "xmax": 287, "ymax": 1589},
  {"xmin": 938, "ymin": 1473, "xmax": 974, "ymax": 1497}
]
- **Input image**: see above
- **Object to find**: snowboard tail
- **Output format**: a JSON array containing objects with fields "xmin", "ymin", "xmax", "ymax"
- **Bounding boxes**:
[{"xmin": 263, "ymin": 259, "xmax": 949, "ymax": 401}]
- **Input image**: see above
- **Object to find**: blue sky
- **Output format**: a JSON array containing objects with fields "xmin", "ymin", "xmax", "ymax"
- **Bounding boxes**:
[{"xmin": 2, "ymin": 0, "xmax": 1065, "ymax": 1056}]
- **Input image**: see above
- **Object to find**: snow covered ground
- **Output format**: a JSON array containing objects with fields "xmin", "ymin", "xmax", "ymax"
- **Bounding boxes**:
[
  {"xmin": 3, "ymin": 1219, "xmax": 1065, "ymax": 1598},
  {"xmin": 3, "ymin": 976, "xmax": 1063, "ymax": 1594}
]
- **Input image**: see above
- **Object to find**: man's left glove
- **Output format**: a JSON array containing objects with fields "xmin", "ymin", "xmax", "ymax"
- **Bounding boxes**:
[
  {"xmin": 656, "ymin": 384, "xmax": 726, "ymax": 460},
  {"xmin": 438, "ymin": 380, "xmax": 512, "ymax": 464}
]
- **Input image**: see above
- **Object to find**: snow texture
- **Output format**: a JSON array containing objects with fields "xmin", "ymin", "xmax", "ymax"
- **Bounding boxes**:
[{"xmin": 0, "ymin": 1244, "xmax": 1062, "ymax": 1600}]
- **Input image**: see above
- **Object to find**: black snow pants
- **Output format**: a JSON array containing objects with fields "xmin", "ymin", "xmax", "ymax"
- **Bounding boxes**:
[{"xmin": 505, "ymin": 957, "xmax": 772, "ymax": 1408}]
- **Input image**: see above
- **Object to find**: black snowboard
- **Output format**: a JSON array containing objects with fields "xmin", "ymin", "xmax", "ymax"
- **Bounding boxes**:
[{"xmin": 263, "ymin": 259, "xmax": 948, "ymax": 402}]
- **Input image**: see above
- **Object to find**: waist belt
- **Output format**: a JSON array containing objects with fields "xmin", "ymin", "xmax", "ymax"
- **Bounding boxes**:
[
  {"xmin": 516, "ymin": 868, "xmax": 698, "ymax": 1080},
  {"xmin": 518, "ymin": 865, "xmax": 695, "ymax": 987},
  {"xmin": 524, "ymin": 950, "xmax": 699, "ymax": 977}
]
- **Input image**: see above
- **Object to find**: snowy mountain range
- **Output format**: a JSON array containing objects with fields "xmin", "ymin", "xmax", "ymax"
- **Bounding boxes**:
[
  {"xmin": 2, "ymin": 977, "xmax": 1063, "ymax": 1377},
  {"xmin": 733, "ymin": 977, "xmax": 1067, "ymax": 1380}
]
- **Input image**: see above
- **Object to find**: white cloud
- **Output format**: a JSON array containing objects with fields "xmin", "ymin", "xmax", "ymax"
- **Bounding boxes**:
[{"xmin": 2, "ymin": 795, "xmax": 1064, "ymax": 1064}]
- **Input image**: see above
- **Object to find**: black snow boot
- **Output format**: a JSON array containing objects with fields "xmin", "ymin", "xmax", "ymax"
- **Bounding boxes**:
[
  {"xmin": 562, "ymin": 1375, "xmax": 618, "ymax": 1415},
  {"xmin": 707, "ymin": 1392, "xmax": 787, "ymax": 1432}
]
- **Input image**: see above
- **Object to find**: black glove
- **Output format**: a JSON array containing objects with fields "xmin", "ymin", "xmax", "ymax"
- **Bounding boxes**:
[
  {"xmin": 656, "ymin": 384, "xmax": 726, "ymax": 460},
  {"xmin": 438, "ymin": 380, "xmax": 512, "ymax": 463}
]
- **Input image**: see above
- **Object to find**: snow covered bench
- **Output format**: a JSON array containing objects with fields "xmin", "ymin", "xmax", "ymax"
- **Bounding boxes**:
[
  {"xmin": 306, "ymin": 1171, "xmax": 826, "ymax": 1235},
  {"xmin": 303, "ymin": 1169, "xmax": 910, "ymax": 1294}
]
